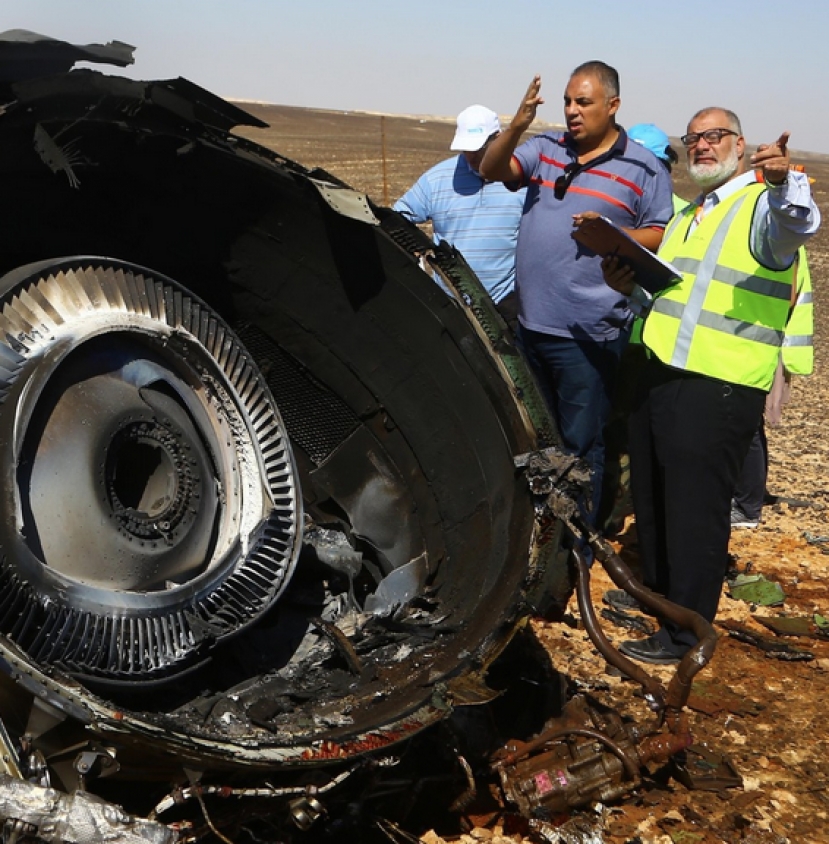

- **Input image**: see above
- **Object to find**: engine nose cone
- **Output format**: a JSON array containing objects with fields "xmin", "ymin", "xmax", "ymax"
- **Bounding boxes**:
[
  {"xmin": 0, "ymin": 260, "xmax": 302, "ymax": 682},
  {"xmin": 25, "ymin": 351, "xmax": 221, "ymax": 592}
]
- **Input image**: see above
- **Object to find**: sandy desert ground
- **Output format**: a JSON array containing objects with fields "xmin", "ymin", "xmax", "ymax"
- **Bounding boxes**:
[{"xmin": 235, "ymin": 105, "xmax": 829, "ymax": 844}]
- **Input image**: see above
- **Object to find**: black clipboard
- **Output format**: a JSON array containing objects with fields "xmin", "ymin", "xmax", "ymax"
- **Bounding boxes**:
[{"xmin": 572, "ymin": 215, "xmax": 682, "ymax": 294}]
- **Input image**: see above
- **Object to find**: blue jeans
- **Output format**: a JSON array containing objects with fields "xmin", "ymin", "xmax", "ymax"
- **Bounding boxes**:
[{"xmin": 518, "ymin": 327, "xmax": 628, "ymax": 522}]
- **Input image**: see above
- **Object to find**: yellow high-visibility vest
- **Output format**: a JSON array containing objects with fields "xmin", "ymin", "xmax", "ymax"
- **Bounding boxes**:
[
  {"xmin": 781, "ymin": 248, "xmax": 813, "ymax": 376},
  {"xmin": 643, "ymin": 183, "xmax": 796, "ymax": 391},
  {"xmin": 628, "ymin": 194, "xmax": 688, "ymax": 347}
]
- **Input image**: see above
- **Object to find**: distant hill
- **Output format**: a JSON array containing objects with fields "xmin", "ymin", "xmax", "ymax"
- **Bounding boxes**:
[{"xmin": 230, "ymin": 102, "xmax": 827, "ymax": 162}]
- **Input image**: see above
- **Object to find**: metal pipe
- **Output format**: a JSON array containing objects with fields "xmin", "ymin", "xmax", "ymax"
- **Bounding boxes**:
[
  {"xmin": 572, "ymin": 548, "xmax": 667, "ymax": 711},
  {"xmin": 517, "ymin": 445, "xmax": 718, "ymax": 721},
  {"xmin": 588, "ymin": 534, "xmax": 718, "ymax": 718}
]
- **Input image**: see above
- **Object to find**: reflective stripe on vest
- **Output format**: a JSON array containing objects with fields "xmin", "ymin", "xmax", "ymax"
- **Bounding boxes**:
[
  {"xmin": 781, "ymin": 248, "xmax": 814, "ymax": 375},
  {"xmin": 628, "ymin": 202, "xmax": 694, "ymax": 347},
  {"xmin": 643, "ymin": 184, "xmax": 794, "ymax": 390}
]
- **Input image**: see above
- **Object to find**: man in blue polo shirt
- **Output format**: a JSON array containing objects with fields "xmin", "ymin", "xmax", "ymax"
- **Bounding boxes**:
[
  {"xmin": 480, "ymin": 62, "xmax": 673, "ymax": 521},
  {"xmin": 394, "ymin": 104, "xmax": 527, "ymax": 327}
]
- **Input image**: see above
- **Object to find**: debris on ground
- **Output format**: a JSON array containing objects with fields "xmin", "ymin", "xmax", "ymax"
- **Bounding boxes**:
[
  {"xmin": 719, "ymin": 620, "xmax": 814, "ymax": 661},
  {"xmin": 755, "ymin": 613, "xmax": 829, "ymax": 640},
  {"xmin": 687, "ymin": 678, "xmax": 764, "ymax": 717},
  {"xmin": 599, "ymin": 606, "xmax": 656, "ymax": 636},
  {"xmin": 670, "ymin": 743, "xmax": 743, "ymax": 792},
  {"xmin": 726, "ymin": 573, "xmax": 786, "ymax": 607},
  {"xmin": 804, "ymin": 532, "xmax": 829, "ymax": 553}
]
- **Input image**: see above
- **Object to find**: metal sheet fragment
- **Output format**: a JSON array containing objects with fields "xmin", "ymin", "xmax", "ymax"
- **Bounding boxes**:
[
  {"xmin": 0, "ymin": 775, "xmax": 176, "ymax": 843},
  {"xmin": 310, "ymin": 177, "xmax": 379, "ymax": 224}
]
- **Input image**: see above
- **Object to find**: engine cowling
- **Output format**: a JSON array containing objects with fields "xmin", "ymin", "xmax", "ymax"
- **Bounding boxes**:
[{"xmin": 0, "ymin": 32, "xmax": 569, "ymax": 823}]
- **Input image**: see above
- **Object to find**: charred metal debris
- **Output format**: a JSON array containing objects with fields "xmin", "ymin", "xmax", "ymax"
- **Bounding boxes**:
[{"xmin": 0, "ymin": 30, "xmax": 720, "ymax": 842}]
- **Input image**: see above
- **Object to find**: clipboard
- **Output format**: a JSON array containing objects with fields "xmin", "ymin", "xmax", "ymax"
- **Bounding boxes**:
[{"xmin": 572, "ymin": 215, "xmax": 682, "ymax": 295}]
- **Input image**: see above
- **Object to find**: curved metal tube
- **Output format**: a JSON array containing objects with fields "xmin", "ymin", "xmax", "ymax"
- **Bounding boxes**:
[
  {"xmin": 582, "ymin": 536, "xmax": 719, "ymax": 719},
  {"xmin": 517, "ymin": 445, "xmax": 717, "ymax": 726},
  {"xmin": 589, "ymin": 536, "xmax": 718, "ymax": 709},
  {"xmin": 572, "ymin": 548, "xmax": 667, "ymax": 711}
]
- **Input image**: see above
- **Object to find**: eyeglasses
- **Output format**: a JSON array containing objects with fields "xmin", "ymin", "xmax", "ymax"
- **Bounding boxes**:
[
  {"xmin": 680, "ymin": 128, "xmax": 738, "ymax": 148},
  {"xmin": 554, "ymin": 162, "xmax": 579, "ymax": 199}
]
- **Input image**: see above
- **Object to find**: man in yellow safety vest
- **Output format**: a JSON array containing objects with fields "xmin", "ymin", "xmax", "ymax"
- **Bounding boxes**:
[{"xmin": 600, "ymin": 107, "xmax": 820, "ymax": 664}]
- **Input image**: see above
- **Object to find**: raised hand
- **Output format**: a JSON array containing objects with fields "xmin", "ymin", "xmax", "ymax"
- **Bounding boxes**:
[
  {"xmin": 510, "ymin": 75, "xmax": 544, "ymax": 134},
  {"xmin": 751, "ymin": 131, "xmax": 790, "ymax": 186}
]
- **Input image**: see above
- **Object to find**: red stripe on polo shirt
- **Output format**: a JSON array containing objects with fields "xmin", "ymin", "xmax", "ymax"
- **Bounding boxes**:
[
  {"xmin": 530, "ymin": 177, "xmax": 634, "ymax": 216},
  {"xmin": 537, "ymin": 154, "xmax": 644, "ymax": 196},
  {"xmin": 568, "ymin": 186, "xmax": 634, "ymax": 214},
  {"xmin": 588, "ymin": 168, "xmax": 643, "ymax": 196},
  {"xmin": 539, "ymin": 154, "xmax": 569, "ymax": 172}
]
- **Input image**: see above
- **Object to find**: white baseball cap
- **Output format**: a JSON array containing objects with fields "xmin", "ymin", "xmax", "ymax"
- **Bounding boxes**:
[{"xmin": 450, "ymin": 105, "xmax": 501, "ymax": 152}]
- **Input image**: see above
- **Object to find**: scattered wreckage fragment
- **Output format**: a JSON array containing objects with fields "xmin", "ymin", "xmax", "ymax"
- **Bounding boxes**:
[
  {"xmin": 493, "ymin": 447, "xmax": 717, "ymax": 818},
  {"xmin": 0, "ymin": 30, "xmax": 719, "ymax": 842}
]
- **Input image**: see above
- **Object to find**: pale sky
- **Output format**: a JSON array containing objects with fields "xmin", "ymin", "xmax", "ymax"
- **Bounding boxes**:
[{"xmin": 6, "ymin": 0, "xmax": 829, "ymax": 154}]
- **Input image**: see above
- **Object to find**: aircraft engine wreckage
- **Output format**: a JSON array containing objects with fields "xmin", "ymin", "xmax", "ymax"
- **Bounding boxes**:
[{"xmin": 0, "ymin": 30, "xmax": 718, "ymax": 843}]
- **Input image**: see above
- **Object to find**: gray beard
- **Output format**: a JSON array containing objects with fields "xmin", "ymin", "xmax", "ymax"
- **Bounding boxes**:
[{"xmin": 688, "ymin": 148, "xmax": 739, "ymax": 191}]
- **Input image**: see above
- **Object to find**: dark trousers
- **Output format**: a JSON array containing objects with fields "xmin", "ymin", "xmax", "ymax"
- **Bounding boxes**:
[
  {"xmin": 518, "ymin": 326, "xmax": 628, "ymax": 521},
  {"xmin": 732, "ymin": 424, "xmax": 768, "ymax": 520},
  {"xmin": 629, "ymin": 357, "xmax": 765, "ymax": 653},
  {"xmin": 598, "ymin": 341, "xmax": 648, "ymax": 533}
]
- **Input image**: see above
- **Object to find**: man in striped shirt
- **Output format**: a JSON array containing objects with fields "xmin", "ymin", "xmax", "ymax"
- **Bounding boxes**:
[
  {"xmin": 394, "ymin": 105, "xmax": 527, "ymax": 327},
  {"xmin": 480, "ymin": 62, "xmax": 673, "ymax": 522}
]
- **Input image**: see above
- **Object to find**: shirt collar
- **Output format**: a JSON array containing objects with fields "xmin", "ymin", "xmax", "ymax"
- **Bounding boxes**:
[
  {"xmin": 457, "ymin": 153, "xmax": 485, "ymax": 181},
  {"xmin": 563, "ymin": 124, "xmax": 626, "ymax": 162}
]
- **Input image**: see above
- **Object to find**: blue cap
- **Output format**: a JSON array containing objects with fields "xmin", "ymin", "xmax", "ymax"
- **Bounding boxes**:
[{"xmin": 628, "ymin": 123, "xmax": 678, "ymax": 164}]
